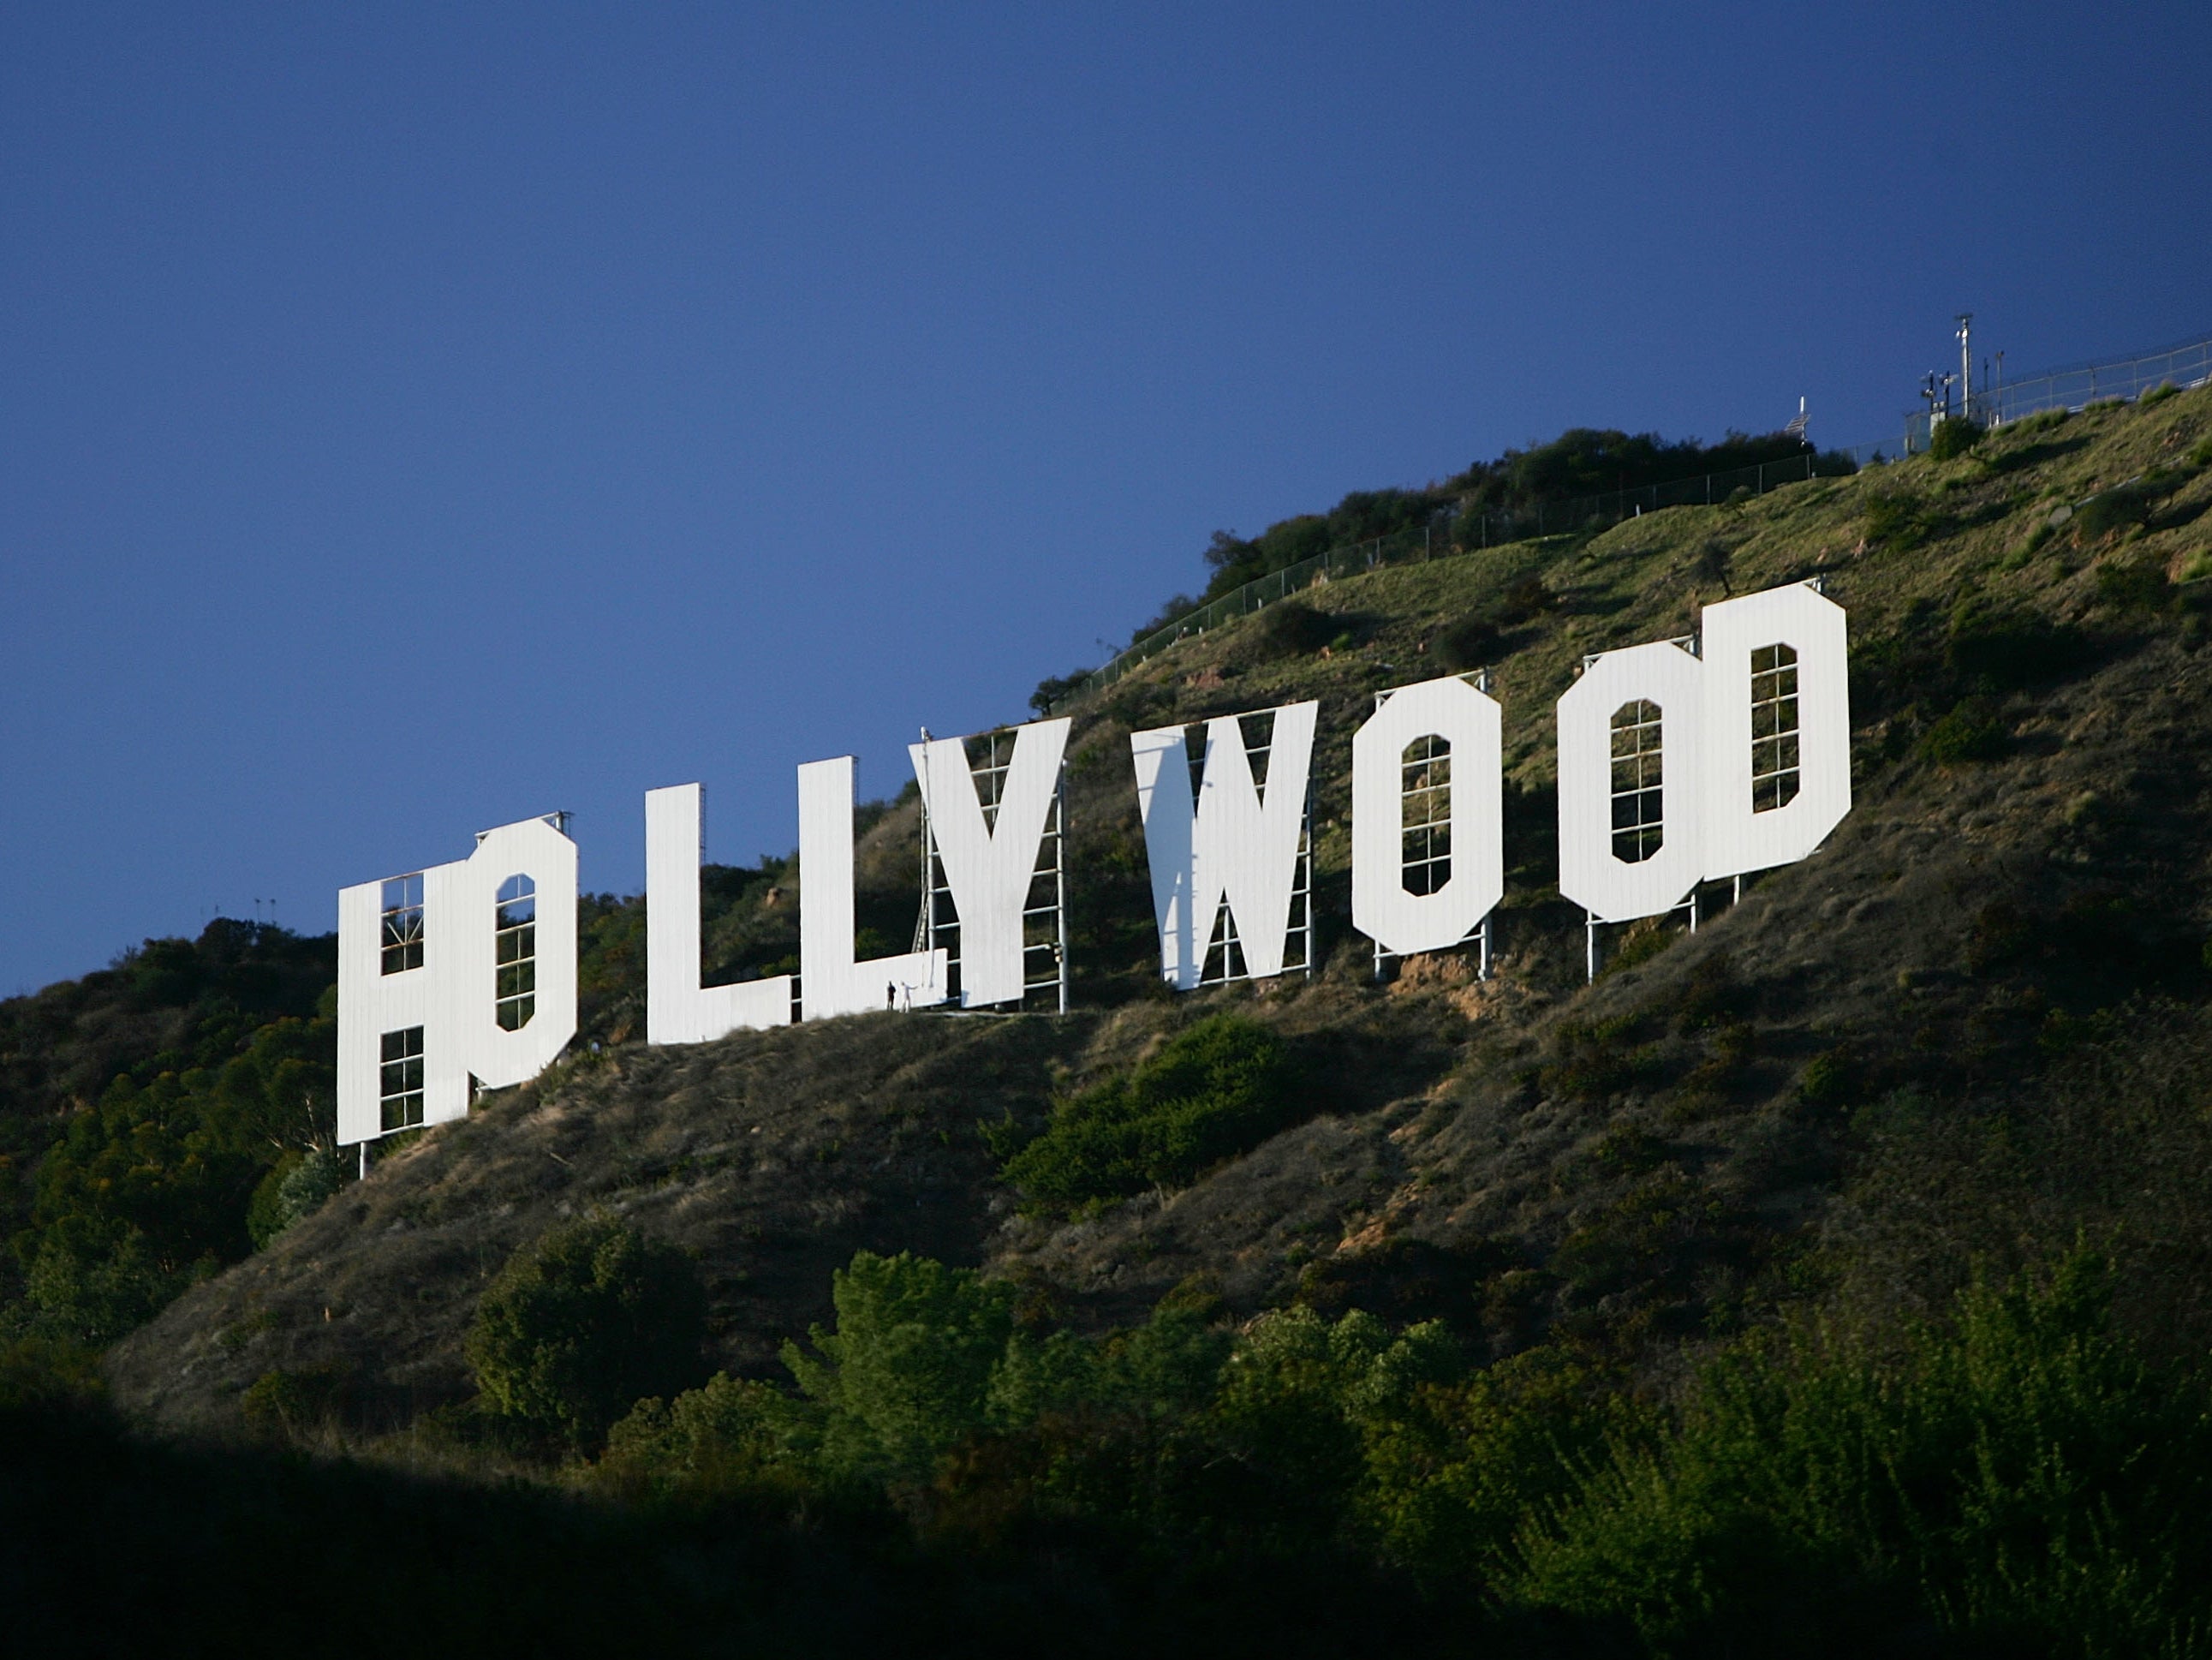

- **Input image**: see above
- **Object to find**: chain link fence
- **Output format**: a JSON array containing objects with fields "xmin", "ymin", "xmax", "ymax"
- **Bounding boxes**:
[
  {"xmin": 1064, "ymin": 443, "xmax": 1895, "ymax": 702},
  {"xmin": 1905, "ymin": 331, "xmax": 2212, "ymax": 451},
  {"xmin": 1056, "ymin": 327, "xmax": 2212, "ymax": 709}
]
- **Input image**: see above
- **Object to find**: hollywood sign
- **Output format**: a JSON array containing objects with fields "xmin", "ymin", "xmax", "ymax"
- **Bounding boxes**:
[{"xmin": 337, "ymin": 581, "xmax": 1846, "ymax": 1148}]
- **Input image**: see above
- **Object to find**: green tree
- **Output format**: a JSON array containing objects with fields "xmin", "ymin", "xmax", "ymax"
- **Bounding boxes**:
[
  {"xmin": 781, "ymin": 1251, "xmax": 1017, "ymax": 1484},
  {"xmin": 30, "ymin": 1072, "xmax": 262, "ymax": 1275},
  {"xmin": 998, "ymin": 1015, "xmax": 1299, "ymax": 1204},
  {"xmin": 15, "ymin": 1000, "xmax": 337, "ymax": 1340},
  {"xmin": 1509, "ymin": 1249, "xmax": 2212, "ymax": 1653},
  {"xmin": 467, "ymin": 1215, "xmax": 708, "ymax": 1454},
  {"xmin": 21, "ymin": 1215, "xmax": 197, "ymax": 1344}
]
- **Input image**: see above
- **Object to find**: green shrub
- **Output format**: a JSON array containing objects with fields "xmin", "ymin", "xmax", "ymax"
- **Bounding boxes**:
[
  {"xmin": 22, "ymin": 1216, "xmax": 201, "ymax": 1345},
  {"xmin": 998, "ymin": 1015, "xmax": 1298, "ymax": 1205},
  {"xmin": 1496, "ymin": 574, "xmax": 1558, "ymax": 624},
  {"xmin": 1507, "ymin": 1250, "xmax": 2212, "ymax": 1653},
  {"xmin": 246, "ymin": 1147, "xmax": 347, "ymax": 1248},
  {"xmin": 2075, "ymin": 482, "xmax": 2161, "ymax": 544},
  {"xmin": 1944, "ymin": 602, "xmax": 2090, "ymax": 691},
  {"xmin": 597, "ymin": 1370, "xmax": 810, "ymax": 1505},
  {"xmin": 1862, "ymin": 488, "xmax": 1927, "ymax": 549},
  {"xmin": 1796, "ymin": 1052, "xmax": 1853, "ymax": 1111},
  {"xmin": 1432, "ymin": 611, "xmax": 1500, "ymax": 672},
  {"xmin": 778, "ymin": 1251, "xmax": 1018, "ymax": 1484},
  {"xmin": 0, "ymin": 1335, "xmax": 105, "ymax": 1411},
  {"xmin": 466, "ymin": 1215, "xmax": 708, "ymax": 1454},
  {"xmin": 1250, "ymin": 600, "xmax": 1337, "ymax": 656},
  {"xmin": 241, "ymin": 1364, "xmax": 349, "ymax": 1439},
  {"xmin": 1672, "ymin": 952, "xmax": 1748, "ymax": 1031},
  {"xmin": 1928, "ymin": 417, "xmax": 1982, "ymax": 461},
  {"xmin": 1597, "ymin": 918, "xmax": 1676, "ymax": 978},
  {"xmin": 1358, "ymin": 1342, "xmax": 1643, "ymax": 1584},
  {"xmin": 1103, "ymin": 679, "xmax": 1175, "ymax": 731},
  {"xmin": 603, "ymin": 1273, "xmax": 1237, "ymax": 1507},
  {"xmin": 2095, "ymin": 556, "xmax": 2172, "ymax": 611},
  {"xmin": 1027, "ymin": 669, "xmax": 1091, "ymax": 715},
  {"xmin": 976, "ymin": 1304, "xmax": 1470, "ymax": 1566},
  {"xmin": 1918, "ymin": 701, "xmax": 2007, "ymax": 765},
  {"xmin": 2138, "ymin": 380, "xmax": 2179, "ymax": 408},
  {"xmin": 1550, "ymin": 1167, "xmax": 1726, "ymax": 1305},
  {"xmin": 2189, "ymin": 435, "xmax": 2212, "ymax": 470},
  {"xmin": 1541, "ymin": 1016, "xmax": 1654, "ymax": 1099},
  {"xmin": 1996, "ymin": 522, "xmax": 2047, "ymax": 568}
]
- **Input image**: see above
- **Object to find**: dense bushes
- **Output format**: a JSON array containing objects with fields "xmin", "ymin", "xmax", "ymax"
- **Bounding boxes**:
[
  {"xmin": 593, "ymin": 1242, "xmax": 2212, "ymax": 1655},
  {"xmin": 1511, "ymin": 1249, "xmax": 2212, "ymax": 1654},
  {"xmin": 1928, "ymin": 416, "xmax": 1982, "ymax": 461},
  {"xmin": 1918, "ymin": 700, "xmax": 2009, "ymax": 765},
  {"xmin": 1194, "ymin": 426, "xmax": 1816, "ymax": 601},
  {"xmin": 1944, "ymin": 601, "xmax": 2092, "ymax": 691},
  {"xmin": 468, "ymin": 1215, "xmax": 709, "ymax": 1452},
  {"xmin": 784, "ymin": 1251, "xmax": 1020, "ymax": 1484},
  {"xmin": 992, "ymin": 1015, "xmax": 1301, "ymax": 1205},
  {"xmin": 2075, "ymin": 480, "xmax": 2163, "ymax": 544},
  {"xmin": 1863, "ymin": 487, "xmax": 1933, "ymax": 550},
  {"xmin": 0, "ymin": 923, "xmax": 342, "ymax": 1342},
  {"xmin": 1250, "ymin": 600, "xmax": 1339, "ymax": 656}
]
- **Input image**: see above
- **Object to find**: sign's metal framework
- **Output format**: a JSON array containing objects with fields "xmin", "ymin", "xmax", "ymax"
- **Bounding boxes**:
[
  {"xmin": 1370, "ymin": 671, "xmax": 1494, "ymax": 985},
  {"xmin": 334, "ymin": 580, "xmax": 1854, "ymax": 1152},
  {"xmin": 1195, "ymin": 714, "xmax": 1314, "ymax": 988},
  {"xmin": 916, "ymin": 727, "xmax": 1071, "ymax": 1013}
]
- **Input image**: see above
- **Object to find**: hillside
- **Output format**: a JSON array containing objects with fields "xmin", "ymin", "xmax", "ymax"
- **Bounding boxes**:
[
  {"xmin": 12, "ymin": 385, "xmax": 2212, "ymax": 1652},
  {"xmin": 104, "ymin": 386, "xmax": 2212, "ymax": 1420}
]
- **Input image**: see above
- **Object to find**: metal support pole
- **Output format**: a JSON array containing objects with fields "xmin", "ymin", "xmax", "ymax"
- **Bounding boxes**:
[
  {"xmin": 1957, "ymin": 313, "xmax": 1973, "ymax": 423},
  {"xmin": 1585, "ymin": 911, "xmax": 1597, "ymax": 982},
  {"xmin": 1301, "ymin": 780, "xmax": 1315, "ymax": 980},
  {"xmin": 1054, "ymin": 768, "xmax": 1070, "ymax": 1015},
  {"xmin": 914, "ymin": 729, "xmax": 935, "ymax": 960},
  {"xmin": 359, "ymin": 1142, "xmax": 368, "ymax": 1180}
]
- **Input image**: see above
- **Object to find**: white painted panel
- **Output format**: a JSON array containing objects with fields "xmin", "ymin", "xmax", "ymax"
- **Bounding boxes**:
[
  {"xmin": 420, "ymin": 857, "xmax": 472, "ymax": 1123},
  {"xmin": 796, "ymin": 755, "xmax": 948, "ymax": 1020},
  {"xmin": 1557, "ymin": 642, "xmax": 1703, "ymax": 923},
  {"xmin": 1698, "ymin": 582, "xmax": 1851, "ymax": 880},
  {"xmin": 338, "ymin": 813, "xmax": 578, "ymax": 1146},
  {"xmin": 645, "ymin": 784, "xmax": 792, "ymax": 1043},
  {"xmin": 1130, "ymin": 700, "xmax": 1316, "ymax": 989},
  {"xmin": 337, "ymin": 878, "xmax": 431, "ymax": 1146},
  {"xmin": 1129, "ymin": 726, "xmax": 1201, "ymax": 988},
  {"xmin": 1351, "ymin": 676, "xmax": 1503, "ymax": 956},
  {"xmin": 454, "ymin": 815, "xmax": 578, "ymax": 1094},
  {"xmin": 909, "ymin": 717, "xmax": 1069, "ymax": 1008}
]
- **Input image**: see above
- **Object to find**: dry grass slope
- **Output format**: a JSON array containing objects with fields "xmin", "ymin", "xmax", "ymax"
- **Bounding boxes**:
[{"xmin": 111, "ymin": 386, "xmax": 2212, "ymax": 1435}]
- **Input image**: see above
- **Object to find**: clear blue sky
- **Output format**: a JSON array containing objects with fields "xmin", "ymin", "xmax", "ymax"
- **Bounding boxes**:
[{"xmin": 3, "ymin": 2, "xmax": 2208, "ymax": 992}]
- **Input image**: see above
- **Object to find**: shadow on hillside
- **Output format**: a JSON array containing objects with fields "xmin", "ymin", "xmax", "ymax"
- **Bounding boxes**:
[{"xmin": 1988, "ymin": 434, "xmax": 2090, "ymax": 473}]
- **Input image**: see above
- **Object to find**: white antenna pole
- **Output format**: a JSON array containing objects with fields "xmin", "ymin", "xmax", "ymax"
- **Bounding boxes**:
[{"xmin": 1956, "ymin": 313, "xmax": 1973, "ymax": 421}]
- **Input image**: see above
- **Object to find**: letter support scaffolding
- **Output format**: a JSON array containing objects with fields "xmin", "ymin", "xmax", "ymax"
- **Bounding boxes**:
[
  {"xmin": 915, "ymin": 731, "xmax": 1070, "ymax": 1012},
  {"xmin": 1370, "ymin": 671, "xmax": 1494, "ymax": 986}
]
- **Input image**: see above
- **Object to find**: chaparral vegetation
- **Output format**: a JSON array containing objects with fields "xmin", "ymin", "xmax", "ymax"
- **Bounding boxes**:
[{"xmin": 11, "ymin": 390, "xmax": 2212, "ymax": 1654}]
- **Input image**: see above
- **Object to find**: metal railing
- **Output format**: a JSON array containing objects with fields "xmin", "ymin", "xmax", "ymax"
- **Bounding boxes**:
[
  {"xmin": 1064, "ymin": 443, "xmax": 1895, "ymax": 702},
  {"xmin": 1905, "ymin": 331, "xmax": 2212, "ymax": 451},
  {"xmin": 1052, "ymin": 325, "xmax": 2212, "ymax": 710}
]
